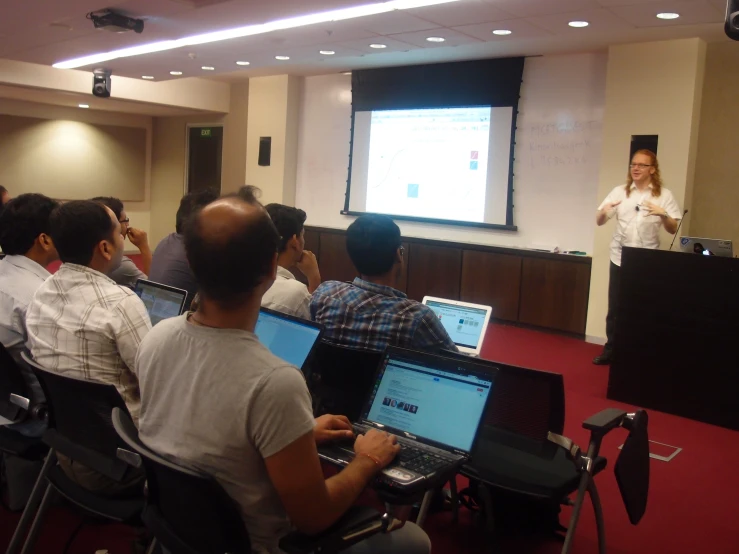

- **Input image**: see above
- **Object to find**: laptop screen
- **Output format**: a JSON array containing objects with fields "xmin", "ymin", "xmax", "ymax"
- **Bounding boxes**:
[
  {"xmin": 134, "ymin": 281, "xmax": 187, "ymax": 326},
  {"xmin": 362, "ymin": 351, "xmax": 493, "ymax": 453},
  {"xmin": 255, "ymin": 309, "xmax": 322, "ymax": 369},
  {"xmin": 425, "ymin": 300, "xmax": 488, "ymax": 349}
]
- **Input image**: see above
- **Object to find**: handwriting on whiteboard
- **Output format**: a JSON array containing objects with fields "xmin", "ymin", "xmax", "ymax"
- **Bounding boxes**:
[{"xmin": 519, "ymin": 119, "xmax": 602, "ymax": 170}]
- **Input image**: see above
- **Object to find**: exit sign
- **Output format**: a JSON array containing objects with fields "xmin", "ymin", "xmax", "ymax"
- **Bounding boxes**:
[{"xmin": 201, "ymin": 128, "xmax": 212, "ymax": 137}]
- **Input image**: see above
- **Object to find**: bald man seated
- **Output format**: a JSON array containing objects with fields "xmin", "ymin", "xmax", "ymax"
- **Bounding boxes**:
[{"xmin": 135, "ymin": 191, "xmax": 431, "ymax": 554}]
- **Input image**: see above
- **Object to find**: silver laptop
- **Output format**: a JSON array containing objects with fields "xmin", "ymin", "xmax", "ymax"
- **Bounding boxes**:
[
  {"xmin": 134, "ymin": 279, "xmax": 188, "ymax": 326},
  {"xmin": 255, "ymin": 307, "xmax": 323, "ymax": 371},
  {"xmin": 679, "ymin": 237, "xmax": 733, "ymax": 258},
  {"xmin": 422, "ymin": 297, "xmax": 492, "ymax": 356},
  {"xmin": 317, "ymin": 346, "xmax": 495, "ymax": 492}
]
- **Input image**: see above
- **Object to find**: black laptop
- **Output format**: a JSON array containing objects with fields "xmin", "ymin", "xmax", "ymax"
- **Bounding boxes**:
[
  {"xmin": 318, "ymin": 346, "xmax": 495, "ymax": 492},
  {"xmin": 134, "ymin": 279, "xmax": 188, "ymax": 326},
  {"xmin": 254, "ymin": 307, "xmax": 323, "ymax": 371}
]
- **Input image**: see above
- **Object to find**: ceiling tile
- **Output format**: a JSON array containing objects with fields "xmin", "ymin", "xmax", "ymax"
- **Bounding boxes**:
[
  {"xmin": 408, "ymin": 0, "xmax": 517, "ymax": 27},
  {"xmin": 332, "ymin": 35, "xmax": 419, "ymax": 54},
  {"xmin": 481, "ymin": 0, "xmax": 597, "ymax": 18},
  {"xmin": 607, "ymin": 0, "xmax": 724, "ymax": 27},
  {"xmin": 348, "ymin": 12, "xmax": 442, "ymax": 35},
  {"xmin": 453, "ymin": 18, "xmax": 554, "ymax": 41},
  {"xmin": 387, "ymin": 28, "xmax": 482, "ymax": 48},
  {"xmin": 526, "ymin": 7, "xmax": 635, "ymax": 34}
]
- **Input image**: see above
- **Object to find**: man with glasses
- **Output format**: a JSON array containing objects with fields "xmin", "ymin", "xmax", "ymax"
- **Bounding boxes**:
[
  {"xmin": 592, "ymin": 149, "xmax": 682, "ymax": 365},
  {"xmin": 92, "ymin": 197, "xmax": 151, "ymax": 288},
  {"xmin": 311, "ymin": 214, "xmax": 457, "ymax": 353}
]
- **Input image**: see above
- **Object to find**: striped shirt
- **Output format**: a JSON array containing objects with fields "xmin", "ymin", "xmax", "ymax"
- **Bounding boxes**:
[
  {"xmin": 26, "ymin": 263, "xmax": 152, "ymax": 422},
  {"xmin": 310, "ymin": 278, "xmax": 457, "ymax": 353}
]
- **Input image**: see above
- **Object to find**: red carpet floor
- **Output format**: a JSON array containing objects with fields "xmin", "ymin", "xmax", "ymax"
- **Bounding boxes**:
[{"xmin": 2, "ymin": 322, "xmax": 739, "ymax": 553}]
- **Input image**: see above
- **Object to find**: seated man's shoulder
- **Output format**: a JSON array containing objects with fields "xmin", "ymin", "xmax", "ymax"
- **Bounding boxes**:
[{"xmin": 312, "ymin": 280, "xmax": 350, "ymax": 297}]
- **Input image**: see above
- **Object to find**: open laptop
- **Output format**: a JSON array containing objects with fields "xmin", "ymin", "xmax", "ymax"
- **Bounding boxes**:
[
  {"xmin": 134, "ymin": 279, "xmax": 188, "ymax": 326},
  {"xmin": 679, "ymin": 237, "xmax": 733, "ymax": 258},
  {"xmin": 318, "ymin": 346, "xmax": 495, "ymax": 492},
  {"xmin": 254, "ymin": 307, "xmax": 323, "ymax": 371},
  {"xmin": 422, "ymin": 297, "xmax": 492, "ymax": 356}
]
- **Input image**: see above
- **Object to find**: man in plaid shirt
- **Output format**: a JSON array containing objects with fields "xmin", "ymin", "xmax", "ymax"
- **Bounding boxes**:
[
  {"xmin": 26, "ymin": 200, "xmax": 151, "ymax": 496},
  {"xmin": 310, "ymin": 215, "xmax": 457, "ymax": 353}
]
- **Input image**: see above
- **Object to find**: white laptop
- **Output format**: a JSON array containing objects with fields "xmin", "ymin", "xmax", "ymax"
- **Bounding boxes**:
[
  {"xmin": 422, "ymin": 296, "xmax": 492, "ymax": 356},
  {"xmin": 679, "ymin": 237, "xmax": 733, "ymax": 258}
]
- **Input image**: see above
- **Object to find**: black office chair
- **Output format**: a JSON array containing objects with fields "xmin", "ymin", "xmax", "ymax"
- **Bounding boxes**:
[
  {"xmin": 548, "ymin": 408, "xmax": 650, "ymax": 554},
  {"xmin": 111, "ymin": 408, "xmax": 396, "ymax": 554},
  {"xmin": 305, "ymin": 341, "xmax": 384, "ymax": 421},
  {"xmin": 7, "ymin": 353, "xmax": 145, "ymax": 554}
]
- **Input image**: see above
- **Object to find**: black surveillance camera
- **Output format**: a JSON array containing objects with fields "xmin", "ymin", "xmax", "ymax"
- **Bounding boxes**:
[
  {"xmin": 93, "ymin": 69, "xmax": 112, "ymax": 98},
  {"xmin": 726, "ymin": 0, "xmax": 739, "ymax": 41}
]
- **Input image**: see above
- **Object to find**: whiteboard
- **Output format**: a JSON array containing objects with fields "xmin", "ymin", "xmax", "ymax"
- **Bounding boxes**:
[{"xmin": 296, "ymin": 51, "xmax": 607, "ymax": 254}]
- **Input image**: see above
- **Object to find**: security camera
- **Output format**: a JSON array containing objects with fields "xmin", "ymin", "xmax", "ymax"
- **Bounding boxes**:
[
  {"xmin": 726, "ymin": 0, "xmax": 739, "ymax": 41},
  {"xmin": 93, "ymin": 69, "xmax": 111, "ymax": 98}
]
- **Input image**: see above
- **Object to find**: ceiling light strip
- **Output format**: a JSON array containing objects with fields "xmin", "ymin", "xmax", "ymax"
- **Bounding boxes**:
[{"xmin": 53, "ymin": 0, "xmax": 459, "ymax": 69}]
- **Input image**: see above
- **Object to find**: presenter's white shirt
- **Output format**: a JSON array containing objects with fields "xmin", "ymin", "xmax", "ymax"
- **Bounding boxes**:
[
  {"xmin": 261, "ymin": 266, "xmax": 312, "ymax": 320},
  {"xmin": 598, "ymin": 183, "xmax": 682, "ymax": 267}
]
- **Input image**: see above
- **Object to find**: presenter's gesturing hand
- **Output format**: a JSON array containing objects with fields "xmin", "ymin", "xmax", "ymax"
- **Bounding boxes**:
[
  {"xmin": 643, "ymin": 201, "xmax": 678, "ymax": 233},
  {"xmin": 596, "ymin": 200, "xmax": 621, "ymax": 226}
]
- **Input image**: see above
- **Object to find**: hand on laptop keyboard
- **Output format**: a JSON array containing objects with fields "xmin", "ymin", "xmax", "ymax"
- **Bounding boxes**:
[
  {"xmin": 354, "ymin": 429, "xmax": 401, "ymax": 470},
  {"xmin": 314, "ymin": 414, "xmax": 354, "ymax": 445}
]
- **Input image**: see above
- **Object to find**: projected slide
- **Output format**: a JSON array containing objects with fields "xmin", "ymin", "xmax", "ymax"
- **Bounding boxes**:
[{"xmin": 364, "ymin": 107, "xmax": 491, "ymax": 223}]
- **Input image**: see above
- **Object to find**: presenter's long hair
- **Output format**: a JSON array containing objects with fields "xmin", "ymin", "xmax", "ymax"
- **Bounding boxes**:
[{"xmin": 625, "ymin": 149, "xmax": 662, "ymax": 197}]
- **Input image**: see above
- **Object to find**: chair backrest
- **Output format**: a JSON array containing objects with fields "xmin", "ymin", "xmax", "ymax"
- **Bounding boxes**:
[
  {"xmin": 305, "ymin": 341, "xmax": 384, "ymax": 421},
  {"xmin": 0, "ymin": 343, "xmax": 30, "ymax": 422},
  {"xmin": 112, "ymin": 408, "xmax": 250, "ymax": 554},
  {"xmin": 20, "ymin": 352, "xmax": 131, "ymax": 481},
  {"xmin": 614, "ymin": 410, "xmax": 650, "ymax": 525}
]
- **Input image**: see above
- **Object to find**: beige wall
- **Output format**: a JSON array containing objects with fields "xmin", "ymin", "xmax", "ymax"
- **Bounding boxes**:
[
  {"xmin": 221, "ymin": 82, "xmax": 249, "ymax": 194},
  {"xmin": 245, "ymin": 75, "xmax": 303, "ymax": 206},
  {"xmin": 691, "ymin": 42, "xmax": 739, "ymax": 247},
  {"xmin": 586, "ymin": 38, "xmax": 707, "ymax": 342}
]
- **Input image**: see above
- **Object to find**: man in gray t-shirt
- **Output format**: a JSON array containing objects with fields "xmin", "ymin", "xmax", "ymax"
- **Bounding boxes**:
[{"xmin": 135, "ymin": 193, "xmax": 430, "ymax": 554}]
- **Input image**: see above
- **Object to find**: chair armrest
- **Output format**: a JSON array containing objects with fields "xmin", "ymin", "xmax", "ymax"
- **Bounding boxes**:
[
  {"xmin": 279, "ymin": 506, "xmax": 392, "ymax": 554},
  {"xmin": 117, "ymin": 447, "xmax": 143, "ymax": 469},
  {"xmin": 582, "ymin": 408, "xmax": 627, "ymax": 433},
  {"xmin": 9, "ymin": 393, "xmax": 30, "ymax": 410}
]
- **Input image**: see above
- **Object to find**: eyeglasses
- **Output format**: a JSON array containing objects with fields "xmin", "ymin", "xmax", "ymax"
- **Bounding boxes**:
[{"xmin": 629, "ymin": 163, "xmax": 652, "ymax": 169}]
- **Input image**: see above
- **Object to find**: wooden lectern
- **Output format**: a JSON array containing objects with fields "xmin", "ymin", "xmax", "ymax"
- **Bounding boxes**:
[{"xmin": 607, "ymin": 246, "xmax": 739, "ymax": 431}]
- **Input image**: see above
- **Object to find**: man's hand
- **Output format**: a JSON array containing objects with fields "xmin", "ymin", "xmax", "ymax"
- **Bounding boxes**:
[
  {"xmin": 642, "ymin": 201, "xmax": 666, "ymax": 217},
  {"xmin": 354, "ymin": 429, "xmax": 400, "ymax": 470},
  {"xmin": 127, "ymin": 228, "xmax": 150, "ymax": 251},
  {"xmin": 314, "ymin": 414, "xmax": 354, "ymax": 445},
  {"xmin": 597, "ymin": 200, "xmax": 621, "ymax": 226},
  {"xmin": 297, "ymin": 250, "xmax": 322, "ymax": 293}
]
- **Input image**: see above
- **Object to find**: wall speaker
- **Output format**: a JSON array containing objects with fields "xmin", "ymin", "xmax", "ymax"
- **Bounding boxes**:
[
  {"xmin": 726, "ymin": 0, "xmax": 739, "ymax": 41},
  {"xmin": 92, "ymin": 68, "xmax": 111, "ymax": 98},
  {"xmin": 258, "ymin": 136, "xmax": 272, "ymax": 167}
]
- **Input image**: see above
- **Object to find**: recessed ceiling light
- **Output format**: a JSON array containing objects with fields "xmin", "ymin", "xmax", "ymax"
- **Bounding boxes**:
[
  {"xmin": 320, "ymin": 50, "xmax": 336, "ymax": 55},
  {"xmin": 141, "ymin": 75, "xmax": 154, "ymax": 79},
  {"xmin": 426, "ymin": 36, "xmax": 445, "ymax": 42},
  {"xmin": 170, "ymin": 70, "xmax": 183, "ymax": 75},
  {"xmin": 201, "ymin": 65, "xmax": 215, "ymax": 70},
  {"xmin": 369, "ymin": 43, "xmax": 387, "ymax": 49},
  {"xmin": 656, "ymin": 12, "xmax": 680, "ymax": 20},
  {"xmin": 568, "ymin": 21, "xmax": 589, "ymax": 28},
  {"xmin": 275, "ymin": 55, "xmax": 290, "ymax": 60},
  {"xmin": 236, "ymin": 61, "xmax": 250, "ymax": 66},
  {"xmin": 78, "ymin": 104, "xmax": 89, "ymax": 108},
  {"xmin": 53, "ymin": 1, "xmax": 463, "ymax": 68},
  {"xmin": 492, "ymin": 29, "xmax": 512, "ymax": 36}
]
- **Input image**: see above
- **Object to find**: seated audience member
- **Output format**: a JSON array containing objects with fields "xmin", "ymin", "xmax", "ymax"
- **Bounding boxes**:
[
  {"xmin": 0, "ymin": 185, "xmax": 10, "ymax": 209},
  {"xmin": 0, "ymin": 194, "xmax": 58, "ymax": 437},
  {"xmin": 26, "ymin": 201, "xmax": 150, "ymax": 496},
  {"xmin": 261, "ymin": 203, "xmax": 321, "ymax": 319},
  {"xmin": 311, "ymin": 214, "xmax": 457, "ymax": 353},
  {"xmin": 149, "ymin": 188, "xmax": 219, "ymax": 308},
  {"xmin": 136, "ymin": 193, "xmax": 430, "ymax": 554},
  {"xmin": 92, "ymin": 196, "xmax": 151, "ymax": 288}
]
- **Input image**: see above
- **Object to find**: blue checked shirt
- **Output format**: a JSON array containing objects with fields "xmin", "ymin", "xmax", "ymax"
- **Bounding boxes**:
[{"xmin": 310, "ymin": 278, "xmax": 458, "ymax": 353}]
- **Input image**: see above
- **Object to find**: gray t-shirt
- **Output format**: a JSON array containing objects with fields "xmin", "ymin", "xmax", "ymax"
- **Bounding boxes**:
[
  {"xmin": 135, "ymin": 316, "xmax": 315, "ymax": 554},
  {"xmin": 109, "ymin": 255, "xmax": 147, "ymax": 289},
  {"xmin": 149, "ymin": 233, "xmax": 197, "ymax": 308}
]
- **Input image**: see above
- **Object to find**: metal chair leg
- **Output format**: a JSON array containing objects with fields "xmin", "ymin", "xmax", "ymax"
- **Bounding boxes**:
[
  {"xmin": 449, "ymin": 478, "xmax": 459, "ymax": 523},
  {"xmin": 415, "ymin": 489, "xmax": 435, "ymax": 528},
  {"xmin": 19, "ymin": 485, "xmax": 56, "ymax": 554},
  {"xmin": 588, "ymin": 479, "xmax": 606, "ymax": 554},
  {"xmin": 6, "ymin": 450, "xmax": 56, "ymax": 554},
  {"xmin": 561, "ymin": 471, "xmax": 591, "ymax": 554}
]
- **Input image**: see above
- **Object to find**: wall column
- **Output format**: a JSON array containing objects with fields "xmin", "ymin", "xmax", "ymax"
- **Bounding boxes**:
[
  {"xmin": 586, "ymin": 38, "xmax": 706, "ymax": 343},
  {"xmin": 245, "ymin": 75, "xmax": 303, "ymax": 205}
]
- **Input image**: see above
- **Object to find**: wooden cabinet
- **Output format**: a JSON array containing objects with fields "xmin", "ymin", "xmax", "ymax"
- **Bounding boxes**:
[{"xmin": 460, "ymin": 251, "xmax": 522, "ymax": 322}]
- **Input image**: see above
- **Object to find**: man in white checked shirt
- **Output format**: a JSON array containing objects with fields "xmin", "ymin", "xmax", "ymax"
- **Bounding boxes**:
[{"xmin": 26, "ymin": 200, "xmax": 151, "ymax": 496}]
